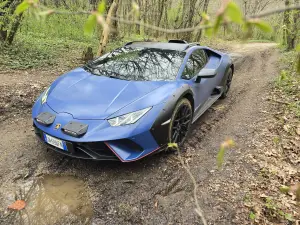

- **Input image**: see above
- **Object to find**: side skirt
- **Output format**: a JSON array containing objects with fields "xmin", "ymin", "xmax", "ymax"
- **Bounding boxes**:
[{"xmin": 192, "ymin": 92, "xmax": 222, "ymax": 123}]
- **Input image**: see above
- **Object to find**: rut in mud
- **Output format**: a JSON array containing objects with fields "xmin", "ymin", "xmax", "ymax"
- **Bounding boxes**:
[{"xmin": 0, "ymin": 43, "xmax": 279, "ymax": 224}]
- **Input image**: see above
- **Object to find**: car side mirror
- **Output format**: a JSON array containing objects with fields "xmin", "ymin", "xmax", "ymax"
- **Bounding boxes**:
[{"xmin": 195, "ymin": 68, "xmax": 217, "ymax": 83}]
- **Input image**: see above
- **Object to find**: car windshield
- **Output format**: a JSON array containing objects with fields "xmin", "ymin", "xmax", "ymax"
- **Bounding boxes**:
[{"xmin": 84, "ymin": 47, "xmax": 186, "ymax": 81}]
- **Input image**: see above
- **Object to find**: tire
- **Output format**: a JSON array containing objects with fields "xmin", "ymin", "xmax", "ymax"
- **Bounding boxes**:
[
  {"xmin": 168, "ymin": 98, "xmax": 193, "ymax": 147},
  {"xmin": 220, "ymin": 68, "xmax": 233, "ymax": 99}
]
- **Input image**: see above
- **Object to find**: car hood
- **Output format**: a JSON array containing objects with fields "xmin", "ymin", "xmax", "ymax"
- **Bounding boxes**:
[{"xmin": 47, "ymin": 68, "xmax": 167, "ymax": 119}]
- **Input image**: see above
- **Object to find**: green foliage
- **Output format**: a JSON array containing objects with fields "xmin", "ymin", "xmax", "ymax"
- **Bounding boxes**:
[
  {"xmin": 167, "ymin": 3, "xmax": 183, "ymax": 27},
  {"xmin": 296, "ymin": 44, "xmax": 300, "ymax": 74},
  {"xmin": 225, "ymin": 2, "xmax": 243, "ymax": 25},
  {"xmin": 216, "ymin": 146, "xmax": 225, "ymax": 169},
  {"xmin": 15, "ymin": 1, "xmax": 30, "ymax": 15},
  {"xmin": 277, "ymin": 51, "xmax": 300, "ymax": 118},
  {"xmin": 0, "ymin": 1, "xmax": 8, "ymax": 12},
  {"xmin": 167, "ymin": 143, "xmax": 178, "ymax": 149},
  {"xmin": 84, "ymin": 14, "xmax": 97, "ymax": 37},
  {"xmin": 216, "ymin": 139, "xmax": 234, "ymax": 169},
  {"xmin": 97, "ymin": 0, "xmax": 106, "ymax": 14},
  {"xmin": 249, "ymin": 211, "xmax": 256, "ymax": 220},
  {"xmin": 248, "ymin": 20, "xmax": 273, "ymax": 33},
  {"xmin": 279, "ymin": 185, "xmax": 290, "ymax": 194},
  {"xmin": 264, "ymin": 197, "xmax": 294, "ymax": 222}
]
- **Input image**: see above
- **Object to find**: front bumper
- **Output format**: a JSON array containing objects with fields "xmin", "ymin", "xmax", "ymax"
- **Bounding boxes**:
[{"xmin": 34, "ymin": 124, "xmax": 165, "ymax": 162}]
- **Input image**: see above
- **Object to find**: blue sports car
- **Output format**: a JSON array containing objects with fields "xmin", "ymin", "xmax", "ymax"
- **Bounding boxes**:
[{"xmin": 32, "ymin": 40, "xmax": 234, "ymax": 162}]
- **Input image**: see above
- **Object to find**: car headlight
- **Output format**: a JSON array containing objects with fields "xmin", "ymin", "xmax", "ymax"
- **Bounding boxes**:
[
  {"xmin": 41, "ymin": 87, "xmax": 50, "ymax": 104},
  {"xmin": 108, "ymin": 107, "xmax": 152, "ymax": 126}
]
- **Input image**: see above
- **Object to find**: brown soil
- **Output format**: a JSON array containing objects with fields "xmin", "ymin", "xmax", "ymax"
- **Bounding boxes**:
[{"xmin": 1, "ymin": 43, "xmax": 297, "ymax": 225}]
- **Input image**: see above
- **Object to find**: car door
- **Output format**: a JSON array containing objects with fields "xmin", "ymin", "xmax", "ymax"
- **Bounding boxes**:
[{"xmin": 182, "ymin": 49, "xmax": 217, "ymax": 114}]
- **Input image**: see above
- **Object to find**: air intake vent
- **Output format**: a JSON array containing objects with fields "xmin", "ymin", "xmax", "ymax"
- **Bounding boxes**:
[{"xmin": 168, "ymin": 39, "xmax": 188, "ymax": 44}]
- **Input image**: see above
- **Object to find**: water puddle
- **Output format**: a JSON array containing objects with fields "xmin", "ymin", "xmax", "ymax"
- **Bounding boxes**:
[{"xmin": 15, "ymin": 175, "xmax": 93, "ymax": 225}]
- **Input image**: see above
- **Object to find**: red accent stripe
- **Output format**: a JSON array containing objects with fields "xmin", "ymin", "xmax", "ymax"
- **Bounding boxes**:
[{"xmin": 104, "ymin": 142, "xmax": 162, "ymax": 163}]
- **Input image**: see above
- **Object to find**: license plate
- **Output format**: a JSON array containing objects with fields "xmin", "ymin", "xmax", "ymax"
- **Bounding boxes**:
[{"xmin": 44, "ymin": 134, "xmax": 67, "ymax": 151}]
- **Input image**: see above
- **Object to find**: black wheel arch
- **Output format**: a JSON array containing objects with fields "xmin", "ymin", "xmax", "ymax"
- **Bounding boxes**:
[
  {"xmin": 220, "ymin": 63, "xmax": 234, "ymax": 87},
  {"xmin": 150, "ymin": 84, "xmax": 194, "ymax": 146}
]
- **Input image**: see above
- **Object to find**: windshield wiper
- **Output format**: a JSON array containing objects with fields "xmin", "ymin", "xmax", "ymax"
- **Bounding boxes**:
[{"xmin": 109, "ymin": 75, "xmax": 125, "ymax": 80}]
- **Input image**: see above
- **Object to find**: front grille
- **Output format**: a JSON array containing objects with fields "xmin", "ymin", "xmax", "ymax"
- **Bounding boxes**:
[{"xmin": 76, "ymin": 142, "xmax": 117, "ymax": 158}]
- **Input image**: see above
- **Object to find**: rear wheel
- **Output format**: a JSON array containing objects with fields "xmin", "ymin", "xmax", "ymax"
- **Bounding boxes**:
[
  {"xmin": 168, "ymin": 98, "xmax": 193, "ymax": 147},
  {"xmin": 221, "ymin": 68, "xmax": 233, "ymax": 99}
]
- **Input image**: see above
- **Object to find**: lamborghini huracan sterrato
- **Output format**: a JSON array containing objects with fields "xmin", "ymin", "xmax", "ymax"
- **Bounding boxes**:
[{"xmin": 32, "ymin": 40, "xmax": 234, "ymax": 162}]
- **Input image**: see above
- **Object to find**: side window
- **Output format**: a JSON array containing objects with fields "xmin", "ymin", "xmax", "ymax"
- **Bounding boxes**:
[{"xmin": 182, "ymin": 49, "xmax": 208, "ymax": 80}]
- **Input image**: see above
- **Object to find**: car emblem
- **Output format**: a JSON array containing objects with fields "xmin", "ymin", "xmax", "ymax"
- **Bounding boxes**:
[{"xmin": 54, "ymin": 123, "xmax": 61, "ymax": 130}]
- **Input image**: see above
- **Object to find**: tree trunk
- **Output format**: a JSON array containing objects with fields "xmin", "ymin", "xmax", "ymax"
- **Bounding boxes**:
[
  {"xmin": 0, "ymin": 0, "xmax": 22, "ymax": 44},
  {"xmin": 7, "ymin": 14, "xmax": 23, "ymax": 45},
  {"xmin": 283, "ymin": 0, "xmax": 292, "ymax": 50},
  {"xmin": 194, "ymin": 0, "xmax": 210, "ymax": 42},
  {"xmin": 290, "ymin": 0, "xmax": 300, "ymax": 49},
  {"xmin": 97, "ymin": 0, "xmax": 119, "ymax": 56},
  {"xmin": 154, "ymin": 0, "xmax": 164, "ymax": 38}
]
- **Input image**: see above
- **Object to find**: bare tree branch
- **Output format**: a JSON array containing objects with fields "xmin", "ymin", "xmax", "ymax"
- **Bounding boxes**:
[{"xmin": 176, "ymin": 147, "xmax": 207, "ymax": 225}]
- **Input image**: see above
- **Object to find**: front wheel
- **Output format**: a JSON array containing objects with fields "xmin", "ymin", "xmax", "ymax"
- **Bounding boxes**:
[
  {"xmin": 220, "ymin": 68, "xmax": 233, "ymax": 99},
  {"xmin": 168, "ymin": 98, "xmax": 193, "ymax": 147}
]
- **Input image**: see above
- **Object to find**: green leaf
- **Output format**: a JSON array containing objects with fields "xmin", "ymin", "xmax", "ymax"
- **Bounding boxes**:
[
  {"xmin": 204, "ymin": 27, "xmax": 213, "ymax": 37},
  {"xmin": 216, "ymin": 146, "xmax": 225, "ymax": 169},
  {"xmin": 296, "ymin": 44, "xmax": 300, "ymax": 52},
  {"xmin": 279, "ymin": 185, "xmax": 290, "ymax": 194},
  {"xmin": 168, "ymin": 143, "xmax": 178, "ymax": 149},
  {"xmin": 84, "ymin": 14, "xmax": 97, "ymax": 36},
  {"xmin": 249, "ymin": 211, "xmax": 256, "ymax": 220},
  {"xmin": 284, "ymin": 213, "xmax": 294, "ymax": 221},
  {"xmin": 213, "ymin": 14, "xmax": 224, "ymax": 35},
  {"xmin": 97, "ymin": 0, "xmax": 106, "ymax": 14},
  {"xmin": 15, "ymin": 1, "xmax": 30, "ymax": 15},
  {"xmin": 225, "ymin": 1, "xmax": 243, "ymax": 24},
  {"xmin": 250, "ymin": 20, "xmax": 273, "ymax": 33}
]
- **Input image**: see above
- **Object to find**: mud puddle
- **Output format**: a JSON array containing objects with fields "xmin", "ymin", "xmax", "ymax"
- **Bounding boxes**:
[{"xmin": 14, "ymin": 175, "xmax": 93, "ymax": 225}]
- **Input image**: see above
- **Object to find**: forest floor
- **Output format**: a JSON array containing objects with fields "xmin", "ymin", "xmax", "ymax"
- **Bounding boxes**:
[{"xmin": 0, "ymin": 42, "xmax": 299, "ymax": 225}]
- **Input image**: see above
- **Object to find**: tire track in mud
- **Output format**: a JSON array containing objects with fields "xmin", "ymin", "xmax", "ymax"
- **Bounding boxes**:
[{"xmin": 0, "ymin": 43, "xmax": 279, "ymax": 225}]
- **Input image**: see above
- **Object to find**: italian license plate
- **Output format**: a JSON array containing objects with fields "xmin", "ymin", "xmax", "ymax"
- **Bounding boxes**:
[{"xmin": 44, "ymin": 134, "xmax": 67, "ymax": 151}]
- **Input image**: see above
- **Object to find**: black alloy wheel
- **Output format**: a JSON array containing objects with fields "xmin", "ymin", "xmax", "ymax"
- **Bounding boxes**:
[{"xmin": 169, "ymin": 98, "xmax": 193, "ymax": 146}]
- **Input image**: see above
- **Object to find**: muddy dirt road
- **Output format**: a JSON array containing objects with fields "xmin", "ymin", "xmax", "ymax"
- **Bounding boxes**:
[{"xmin": 0, "ymin": 43, "xmax": 279, "ymax": 224}]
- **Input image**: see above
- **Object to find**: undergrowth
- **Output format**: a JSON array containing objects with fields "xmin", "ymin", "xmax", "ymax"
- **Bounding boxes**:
[{"xmin": 276, "ymin": 51, "xmax": 300, "ymax": 117}]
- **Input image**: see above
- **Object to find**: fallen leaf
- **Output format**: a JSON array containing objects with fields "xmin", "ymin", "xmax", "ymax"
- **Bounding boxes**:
[
  {"xmin": 279, "ymin": 185, "xmax": 290, "ymax": 194},
  {"xmin": 8, "ymin": 200, "xmax": 26, "ymax": 210}
]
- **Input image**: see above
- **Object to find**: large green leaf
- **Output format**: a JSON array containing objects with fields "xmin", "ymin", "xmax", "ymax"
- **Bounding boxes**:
[
  {"xmin": 250, "ymin": 20, "xmax": 273, "ymax": 33},
  {"xmin": 15, "ymin": 1, "xmax": 30, "ymax": 15},
  {"xmin": 97, "ymin": 0, "xmax": 106, "ymax": 14},
  {"xmin": 225, "ymin": 1, "xmax": 243, "ymax": 24},
  {"xmin": 84, "ymin": 14, "xmax": 97, "ymax": 36}
]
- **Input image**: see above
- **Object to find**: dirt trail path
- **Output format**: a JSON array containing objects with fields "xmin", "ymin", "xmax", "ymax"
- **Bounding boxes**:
[{"xmin": 0, "ymin": 43, "xmax": 279, "ymax": 224}]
